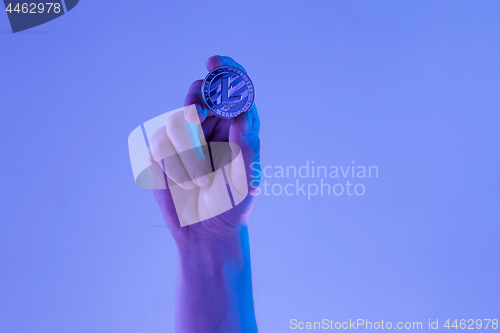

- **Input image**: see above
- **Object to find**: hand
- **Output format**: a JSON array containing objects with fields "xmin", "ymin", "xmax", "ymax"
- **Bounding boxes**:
[{"xmin": 149, "ymin": 55, "xmax": 261, "ymax": 243}]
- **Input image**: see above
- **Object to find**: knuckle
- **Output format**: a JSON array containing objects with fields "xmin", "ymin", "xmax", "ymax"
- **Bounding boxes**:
[
  {"xmin": 166, "ymin": 111, "xmax": 186, "ymax": 135},
  {"xmin": 150, "ymin": 129, "xmax": 166, "ymax": 158}
]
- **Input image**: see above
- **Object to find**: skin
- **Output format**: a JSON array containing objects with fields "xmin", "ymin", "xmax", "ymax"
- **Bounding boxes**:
[{"xmin": 148, "ymin": 55, "xmax": 261, "ymax": 333}]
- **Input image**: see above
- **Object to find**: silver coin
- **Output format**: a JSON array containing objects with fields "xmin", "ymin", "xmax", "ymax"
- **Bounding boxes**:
[{"xmin": 202, "ymin": 65, "xmax": 255, "ymax": 119}]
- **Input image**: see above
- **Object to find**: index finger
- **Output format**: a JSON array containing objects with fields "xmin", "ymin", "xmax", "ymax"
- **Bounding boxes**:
[
  {"xmin": 184, "ymin": 79, "xmax": 210, "ymax": 125},
  {"xmin": 206, "ymin": 55, "xmax": 247, "ymax": 73}
]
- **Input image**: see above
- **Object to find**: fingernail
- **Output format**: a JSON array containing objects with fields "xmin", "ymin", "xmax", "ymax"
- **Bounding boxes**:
[
  {"xmin": 147, "ymin": 148, "xmax": 154, "ymax": 164},
  {"xmin": 185, "ymin": 104, "xmax": 202, "ymax": 124},
  {"xmin": 182, "ymin": 177, "xmax": 195, "ymax": 190},
  {"xmin": 195, "ymin": 170, "xmax": 211, "ymax": 187}
]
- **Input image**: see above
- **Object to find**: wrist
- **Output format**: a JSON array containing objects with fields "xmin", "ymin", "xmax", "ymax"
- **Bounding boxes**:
[
  {"xmin": 176, "ymin": 226, "xmax": 249, "ymax": 274},
  {"xmin": 175, "ymin": 225, "xmax": 257, "ymax": 332}
]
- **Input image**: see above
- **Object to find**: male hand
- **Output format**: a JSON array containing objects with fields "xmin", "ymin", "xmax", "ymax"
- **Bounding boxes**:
[{"xmin": 149, "ymin": 55, "xmax": 261, "ymax": 243}]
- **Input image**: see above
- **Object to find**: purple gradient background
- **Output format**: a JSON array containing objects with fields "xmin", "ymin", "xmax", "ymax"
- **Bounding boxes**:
[{"xmin": 1, "ymin": 1, "xmax": 499, "ymax": 332}]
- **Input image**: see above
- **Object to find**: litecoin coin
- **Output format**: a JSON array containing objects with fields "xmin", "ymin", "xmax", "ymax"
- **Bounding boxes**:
[{"xmin": 202, "ymin": 66, "xmax": 255, "ymax": 119}]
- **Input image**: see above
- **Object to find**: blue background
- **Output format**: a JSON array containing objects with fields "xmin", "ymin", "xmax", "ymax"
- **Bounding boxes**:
[{"xmin": 1, "ymin": 1, "xmax": 499, "ymax": 332}]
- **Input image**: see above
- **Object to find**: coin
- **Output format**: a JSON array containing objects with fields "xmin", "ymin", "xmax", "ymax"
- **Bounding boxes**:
[{"xmin": 202, "ymin": 65, "xmax": 255, "ymax": 119}]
